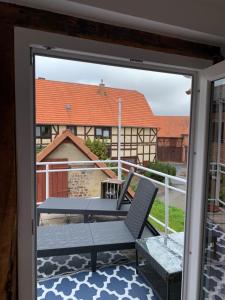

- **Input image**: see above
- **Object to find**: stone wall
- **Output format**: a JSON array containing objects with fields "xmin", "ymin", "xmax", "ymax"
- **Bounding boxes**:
[
  {"xmin": 68, "ymin": 167, "xmax": 108, "ymax": 198},
  {"xmin": 68, "ymin": 170, "xmax": 89, "ymax": 197},
  {"xmin": 47, "ymin": 143, "xmax": 109, "ymax": 197}
]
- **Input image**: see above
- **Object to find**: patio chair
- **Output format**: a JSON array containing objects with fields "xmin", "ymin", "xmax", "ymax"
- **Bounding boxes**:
[
  {"xmin": 37, "ymin": 177, "xmax": 158, "ymax": 271},
  {"xmin": 37, "ymin": 168, "xmax": 134, "ymax": 225}
]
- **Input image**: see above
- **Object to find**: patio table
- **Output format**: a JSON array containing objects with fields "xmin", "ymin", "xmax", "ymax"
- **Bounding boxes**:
[{"xmin": 136, "ymin": 232, "xmax": 184, "ymax": 300}]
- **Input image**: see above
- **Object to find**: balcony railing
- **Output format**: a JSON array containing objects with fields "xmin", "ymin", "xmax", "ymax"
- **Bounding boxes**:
[
  {"xmin": 209, "ymin": 162, "xmax": 225, "ymax": 207},
  {"xmin": 36, "ymin": 159, "xmax": 187, "ymax": 234}
]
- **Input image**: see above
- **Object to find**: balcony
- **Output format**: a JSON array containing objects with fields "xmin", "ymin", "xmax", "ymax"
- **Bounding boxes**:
[
  {"xmin": 36, "ymin": 159, "xmax": 225, "ymax": 299},
  {"xmin": 36, "ymin": 159, "xmax": 189, "ymax": 299}
]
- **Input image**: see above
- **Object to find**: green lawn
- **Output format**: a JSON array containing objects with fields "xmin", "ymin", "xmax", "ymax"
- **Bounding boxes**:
[{"xmin": 148, "ymin": 199, "xmax": 185, "ymax": 233}]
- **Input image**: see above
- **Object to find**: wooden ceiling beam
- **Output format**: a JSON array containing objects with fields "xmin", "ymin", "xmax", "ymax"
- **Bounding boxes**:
[{"xmin": 0, "ymin": 2, "xmax": 223, "ymax": 62}]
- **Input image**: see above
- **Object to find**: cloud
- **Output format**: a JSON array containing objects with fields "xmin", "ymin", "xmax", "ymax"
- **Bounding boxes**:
[{"xmin": 35, "ymin": 55, "xmax": 191, "ymax": 116}]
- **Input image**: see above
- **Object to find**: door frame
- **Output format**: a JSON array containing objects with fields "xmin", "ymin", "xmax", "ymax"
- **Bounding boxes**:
[
  {"xmin": 14, "ymin": 26, "xmax": 214, "ymax": 300},
  {"xmin": 182, "ymin": 60, "xmax": 225, "ymax": 299}
]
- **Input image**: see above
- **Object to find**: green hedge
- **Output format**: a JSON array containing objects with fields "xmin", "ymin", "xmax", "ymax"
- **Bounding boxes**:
[
  {"xmin": 144, "ymin": 161, "xmax": 176, "ymax": 182},
  {"xmin": 85, "ymin": 137, "xmax": 109, "ymax": 160}
]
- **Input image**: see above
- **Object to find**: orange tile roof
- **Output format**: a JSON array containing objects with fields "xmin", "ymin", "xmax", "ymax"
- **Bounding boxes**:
[
  {"xmin": 36, "ymin": 79, "xmax": 157, "ymax": 128},
  {"xmin": 37, "ymin": 130, "xmax": 117, "ymax": 179},
  {"xmin": 157, "ymin": 116, "xmax": 190, "ymax": 138}
]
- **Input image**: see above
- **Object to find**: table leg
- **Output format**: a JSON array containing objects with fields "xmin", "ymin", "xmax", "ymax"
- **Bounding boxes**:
[
  {"xmin": 166, "ymin": 279, "xmax": 169, "ymax": 300},
  {"xmin": 91, "ymin": 251, "xmax": 97, "ymax": 272},
  {"xmin": 135, "ymin": 250, "xmax": 139, "ymax": 274},
  {"xmin": 84, "ymin": 214, "xmax": 89, "ymax": 223}
]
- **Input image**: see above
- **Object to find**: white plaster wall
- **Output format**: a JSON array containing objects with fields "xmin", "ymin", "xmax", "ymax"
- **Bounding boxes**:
[
  {"xmin": 77, "ymin": 126, "xmax": 84, "ymax": 135},
  {"xmin": 47, "ymin": 142, "xmax": 88, "ymax": 161},
  {"xmin": 58, "ymin": 125, "xmax": 67, "ymax": 134}
]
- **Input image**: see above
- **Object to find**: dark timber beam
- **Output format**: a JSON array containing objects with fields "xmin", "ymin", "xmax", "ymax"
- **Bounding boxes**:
[{"xmin": 0, "ymin": 2, "xmax": 223, "ymax": 62}]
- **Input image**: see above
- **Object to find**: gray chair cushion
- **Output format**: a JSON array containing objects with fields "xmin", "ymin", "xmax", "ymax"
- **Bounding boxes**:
[
  {"xmin": 90, "ymin": 221, "xmax": 135, "ymax": 247},
  {"xmin": 37, "ymin": 177, "xmax": 158, "ymax": 272},
  {"xmin": 38, "ymin": 197, "xmax": 91, "ymax": 212},
  {"xmin": 37, "ymin": 223, "xmax": 93, "ymax": 257},
  {"xmin": 87, "ymin": 198, "xmax": 117, "ymax": 213},
  {"xmin": 37, "ymin": 169, "xmax": 134, "ymax": 217}
]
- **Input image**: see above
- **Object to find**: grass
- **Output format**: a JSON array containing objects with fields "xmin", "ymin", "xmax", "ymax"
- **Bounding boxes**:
[
  {"xmin": 130, "ymin": 177, "xmax": 139, "ymax": 192},
  {"xmin": 148, "ymin": 199, "xmax": 185, "ymax": 233}
]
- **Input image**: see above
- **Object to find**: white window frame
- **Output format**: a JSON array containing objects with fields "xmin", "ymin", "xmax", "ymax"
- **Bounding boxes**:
[
  {"xmin": 182, "ymin": 60, "xmax": 225, "ymax": 299},
  {"xmin": 14, "ymin": 26, "xmax": 215, "ymax": 300}
]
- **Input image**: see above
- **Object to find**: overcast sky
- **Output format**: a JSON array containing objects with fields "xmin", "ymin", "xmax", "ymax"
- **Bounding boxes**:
[{"xmin": 35, "ymin": 56, "xmax": 191, "ymax": 116}]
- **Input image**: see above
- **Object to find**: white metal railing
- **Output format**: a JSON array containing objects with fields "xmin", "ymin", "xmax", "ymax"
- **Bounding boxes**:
[
  {"xmin": 36, "ymin": 159, "xmax": 187, "ymax": 234},
  {"xmin": 120, "ymin": 160, "xmax": 186, "ymax": 235},
  {"xmin": 210, "ymin": 162, "xmax": 225, "ymax": 206},
  {"xmin": 37, "ymin": 160, "xmax": 118, "ymax": 199}
]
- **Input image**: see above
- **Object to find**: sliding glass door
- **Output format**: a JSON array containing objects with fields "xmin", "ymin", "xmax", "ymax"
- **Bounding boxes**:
[{"xmin": 201, "ymin": 78, "xmax": 225, "ymax": 299}]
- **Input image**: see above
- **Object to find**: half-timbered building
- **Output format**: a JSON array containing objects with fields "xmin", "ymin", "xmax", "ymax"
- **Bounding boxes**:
[
  {"xmin": 36, "ymin": 78, "xmax": 157, "ymax": 165},
  {"xmin": 156, "ymin": 116, "xmax": 190, "ymax": 163}
]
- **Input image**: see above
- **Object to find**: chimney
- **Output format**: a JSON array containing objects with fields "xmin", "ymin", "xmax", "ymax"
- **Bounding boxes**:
[
  {"xmin": 98, "ymin": 79, "xmax": 106, "ymax": 96},
  {"xmin": 65, "ymin": 104, "xmax": 72, "ymax": 111}
]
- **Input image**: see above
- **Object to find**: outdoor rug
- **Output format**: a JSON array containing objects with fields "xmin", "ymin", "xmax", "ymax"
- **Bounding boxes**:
[
  {"xmin": 202, "ymin": 222, "xmax": 225, "ymax": 300},
  {"xmin": 37, "ymin": 221, "xmax": 225, "ymax": 299},
  {"xmin": 37, "ymin": 263, "xmax": 157, "ymax": 300}
]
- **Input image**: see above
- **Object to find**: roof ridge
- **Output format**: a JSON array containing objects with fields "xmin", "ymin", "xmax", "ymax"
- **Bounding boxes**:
[
  {"xmin": 36, "ymin": 78, "xmax": 140, "ymax": 93},
  {"xmin": 36, "ymin": 78, "xmax": 157, "ymax": 128}
]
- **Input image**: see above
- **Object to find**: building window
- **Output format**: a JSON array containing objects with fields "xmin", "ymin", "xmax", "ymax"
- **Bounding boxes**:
[
  {"xmin": 95, "ymin": 127, "xmax": 111, "ymax": 139},
  {"xmin": 36, "ymin": 125, "xmax": 51, "ymax": 138},
  {"xmin": 67, "ymin": 126, "xmax": 76, "ymax": 134}
]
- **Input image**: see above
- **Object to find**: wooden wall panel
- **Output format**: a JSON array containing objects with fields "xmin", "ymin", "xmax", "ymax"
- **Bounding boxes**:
[{"xmin": 0, "ymin": 23, "xmax": 17, "ymax": 300}]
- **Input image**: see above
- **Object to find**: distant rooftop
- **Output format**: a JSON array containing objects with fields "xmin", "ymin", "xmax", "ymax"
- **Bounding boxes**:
[
  {"xmin": 36, "ymin": 79, "xmax": 157, "ymax": 128},
  {"xmin": 157, "ymin": 116, "xmax": 190, "ymax": 138}
]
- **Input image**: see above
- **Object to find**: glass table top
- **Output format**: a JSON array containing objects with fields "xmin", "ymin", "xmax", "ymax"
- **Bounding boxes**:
[{"xmin": 137, "ymin": 232, "xmax": 184, "ymax": 274}]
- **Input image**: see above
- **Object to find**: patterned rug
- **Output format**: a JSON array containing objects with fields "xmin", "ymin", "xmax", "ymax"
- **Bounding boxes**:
[
  {"xmin": 202, "ymin": 222, "xmax": 225, "ymax": 300},
  {"xmin": 37, "ymin": 250, "xmax": 136, "ymax": 280},
  {"xmin": 37, "ymin": 254, "xmax": 157, "ymax": 300},
  {"xmin": 37, "ymin": 213, "xmax": 158, "ymax": 299},
  {"xmin": 37, "ymin": 221, "xmax": 225, "ymax": 299}
]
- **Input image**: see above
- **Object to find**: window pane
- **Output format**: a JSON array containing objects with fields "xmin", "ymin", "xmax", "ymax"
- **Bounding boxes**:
[
  {"xmin": 67, "ymin": 126, "xmax": 75, "ymax": 134},
  {"xmin": 200, "ymin": 78, "xmax": 225, "ymax": 299},
  {"xmin": 41, "ymin": 126, "xmax": 50, "ymax": 138},
  {"xmin": 212, "ymin": 122, "xmax": 224, "ymax": 143},
  {"xmin": 103, "ymin": 129, "xmax": 109, "ymax": 137},
  {"xmin": 96, "ymin": 128, "xmax": 102, "ymax": 136},
  {"xmin": 36, "ymin": 126, "xmax": 41, "ymax": 137}
]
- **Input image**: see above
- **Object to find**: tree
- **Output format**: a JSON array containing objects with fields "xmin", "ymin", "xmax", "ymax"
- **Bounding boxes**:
[{"xmin": 85, "ymin": 137, "xmax": 109, "ymax": 160}]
